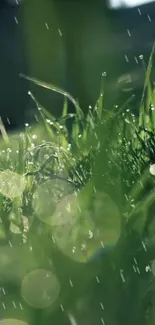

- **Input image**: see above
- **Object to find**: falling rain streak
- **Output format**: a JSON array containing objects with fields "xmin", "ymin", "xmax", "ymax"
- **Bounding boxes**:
[
  {"xmin": 45, "ymin": 22, "xmax": 49, "ymax": 30},
  {"xmin": 125, "ymin": 55, "xmax": 129, "ymax": 62},
  {"xmin": 141, "ymin": 240, "xmax": 147, "ymax": 251},
  {"xmin": 120, "ymin": 269, "xmax": 125, "ymax": 283},
  {"xmin": 58, "ymin": 29, "xmax": 62, "ymax": 36},
  {"xmin": 14, "ymin": 16, "xmax": 18, "ymax": 24},
  {"xmin": 2, "ymin": 302, "xmax": 6, "ymax": 310},
  {"xmin": 101, "ymin": 317, "xmax": 105, "ymax": 325},
  {"xmin": 100, "ymin": 302, "xmax": 104, "ymax": 310},
  {"xmin": 60, "ymin": 304, "xmax": 65, "ymax": 312},
  {"xmin": 96, "ymin": 276, "xmax": 100, "ymax": 283},
  {"xmin": 69, "ymin": 279, "xmax": 74, "ymax": 287}
]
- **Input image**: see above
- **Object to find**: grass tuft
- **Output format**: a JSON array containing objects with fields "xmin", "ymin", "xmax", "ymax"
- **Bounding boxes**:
[{"xmin": 0, "ymin": 48, "xmax": 155, "ymax": 324}]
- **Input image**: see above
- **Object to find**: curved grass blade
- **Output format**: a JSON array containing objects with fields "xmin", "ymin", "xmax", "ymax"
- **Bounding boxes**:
[{"xmin": 19, "ymin": 74, "xmax": 84, "ymax": 119}]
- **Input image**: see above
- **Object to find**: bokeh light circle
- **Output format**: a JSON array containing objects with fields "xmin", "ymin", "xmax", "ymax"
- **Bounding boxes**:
[
  {"xmin": 0, "ymin": 170, "xmax": 26, "ymax": 199},
  {"xmin": 51, "ymin": 192, "xmax": 79, "ymax": 226},
  {"xmin": 0, "ymin": 320, "xmax": 28, "ymax": 325},
  {"xmin": 52, "ymin": 188, "xmax": 120, "ymax": 263},
  {"xmin": 32, "ymin": 179, "xmax": 75, "ymax": 225},
  {"xmin": 21, "ymin": 269, "xmax": 60, "ymax": 309},
  {"xmin": 10, "ymin": 223, "xmax": 21, "ymax": 234},
  {"xmin": 150, "ymin": 164, "xmax": 155, "ymax": 176}
]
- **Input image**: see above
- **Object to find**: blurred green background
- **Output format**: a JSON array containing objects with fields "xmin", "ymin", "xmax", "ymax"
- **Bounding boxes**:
[{"xmin": 0, "ymin": 0, "xmax": 145, "ymax": 129}]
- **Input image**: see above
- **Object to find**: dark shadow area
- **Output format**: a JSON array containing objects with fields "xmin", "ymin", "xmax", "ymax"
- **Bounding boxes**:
[{"xmin": 1, "ymin": 0, "xmax": 155, "ymax": 131}]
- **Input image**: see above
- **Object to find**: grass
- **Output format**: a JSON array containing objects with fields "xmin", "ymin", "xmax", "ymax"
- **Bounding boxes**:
[{"xmin": 0, "ymin": 49, "xmax": 155, "ymax": 324}]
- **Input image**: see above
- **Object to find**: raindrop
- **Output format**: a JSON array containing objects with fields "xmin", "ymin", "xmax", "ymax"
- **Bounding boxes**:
[
  {"xmin": 100, "ymin": 241, "xmax": 105, "ymax": 248},
  {"xmin": 150, "ymin": 104, "xmax": 155, "ymax": 111},
  {"xmin": 7, "ymin": 148, "xmax": 12, "ymax": 153},
  {"xmin": 145, "ymin": 265, "xmax": 151, "ymax": 272},
  {"xmin": 8, "ymin": 241, "xmax": 12, "ymax": 248},
  {"xmin": 68, "ymin": 313, "xmax": 77, "ymax": 325},
  {"xmin": 12, "ymin": 301, "xmax": 17, "ymax": 309},
  {"xmin": 58, "ymin": 29, "xmax": 62, "ymax": 36},
  {"xmin": 125, "ymin": 119, "xmax": 130, "ymax": 124},
  {"xmin": 69, "ymin": 279, "xmax": 74, "ymax": 287},
  {"xmin": 93, "ymin": 186, "xmax": 97, "ymax": 193},
  {"xmin": 101, "ymin": 318, "xmax": 105, "ymax": 325},
  {"xmin": 139, "ymin": 54, "xmax": 143, "ymax": 60},
  {"xmin": 2, "ymin": 287, "xmax": 5, "ymax": 295},
  {"xmin": 100, "ymin": 302, "xmax": 104, "ymax": 310},
  {"xmin": 14, "ymin": 16, "xmax": 18, "ymax": 24},
  {"xmin": 60, "ymin": 304, "xmax": 64, "ymax": 311},
  {"xmin": 136, "ymin": 266, "xmax": 140, "ymax": 274},
  {"xmin": 72, "ymin": 246, "xmax": 76, "ymax": 254},
  {"xmin": 32, "ymin": 134, "xmax": 37, "ymax": 140},
  {"xmin": 45, "ymin": 22, "xmax": 49, "ymax": 30},
  {"xmin": 19, "ymin": 302, "xmax": 23, "ymax": 310},
  {"xmin": 52, "ymin": 236, "xmax": 55, "ymax": 244},
  {"xmin": 88, "ymin": 230, "xmax": 93, "ymax": 239},
  {"xmin": 81, "ymin": 244, "xmax": 86, "ymax": 251},
  {"xmin": 127, "ymin": 29, "xmax": 131, "ymax": 37},
  {"xmin": 141, "ymin": 240, "xmax": 147, "ymax": 251},
  {"xmin": 120, "ymin": 269, "xmax": 125, "ymax": 283},
  {"xmin": 138, "ymin": 8, "xmax": 142, "ymax": 15},
  {"xmin": 2, "ymin": 302, "xmax": 6, "ymax": 310},
  {"xmin": 125, "ymin": 54, "xmax": 129, "ymax": 62},
  {"xmin": 96, "ymin": 276, "xmax": 100, "ymax": 283}
]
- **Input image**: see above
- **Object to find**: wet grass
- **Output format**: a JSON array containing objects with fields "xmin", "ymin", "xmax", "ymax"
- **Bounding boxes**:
[{"xmin": 0, "ymin": 48, "xmax": 155, "ymax": 324}]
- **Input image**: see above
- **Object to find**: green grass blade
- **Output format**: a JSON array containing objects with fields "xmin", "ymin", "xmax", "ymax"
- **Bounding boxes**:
[{"xmin": 20, "ymin": 73, "xmax": 80, "ymax": 112}]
